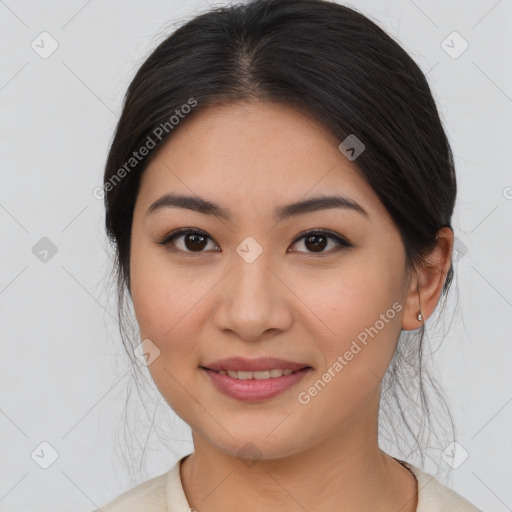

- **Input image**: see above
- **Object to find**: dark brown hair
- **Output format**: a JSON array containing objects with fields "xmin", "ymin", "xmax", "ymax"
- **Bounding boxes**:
[{"xmin": 102, "ymin": 0, "xmax": 457, "ymax": 471}]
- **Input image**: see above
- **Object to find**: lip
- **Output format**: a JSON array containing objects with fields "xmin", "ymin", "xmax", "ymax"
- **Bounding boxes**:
[
  {"xmin": 202, "ymin": 366, "xmax": 312, "ymax": 402},
  {"xmin": 201, "ymin": 356, "xmax": 311, "ymax": 372}
]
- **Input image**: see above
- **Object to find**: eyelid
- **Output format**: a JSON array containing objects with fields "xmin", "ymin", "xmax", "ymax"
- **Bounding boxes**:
[
  {"xmin": 290, "ymin": 228, "xmax": 352, "ymax": 251},
  {"xmin": 157, "ymin": 227, "xmax": 352, "ymax": 256},
  {"xmin": 157, "ymin": 227, "xmax": 220, "ymax": 257}
]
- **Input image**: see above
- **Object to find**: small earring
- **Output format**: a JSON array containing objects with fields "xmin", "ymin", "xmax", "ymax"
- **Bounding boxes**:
[{"xmin": 417, "ymin": 312, "xmax": 423, "ymax": 322}]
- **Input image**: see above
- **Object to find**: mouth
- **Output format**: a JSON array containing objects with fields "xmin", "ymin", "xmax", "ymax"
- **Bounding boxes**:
[
  {"xmin": 200, "ymin": 364, "xmax": 313, "ymax": 402},
  {"xmin": 200, "ymin": 367, "xmax": 312, "ymax": 380}
]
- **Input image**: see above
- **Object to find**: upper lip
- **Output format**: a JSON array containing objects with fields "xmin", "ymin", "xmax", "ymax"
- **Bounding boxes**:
[{"xmin": 202, "ymin": 357, "xmax": 311, "ymax": 372}]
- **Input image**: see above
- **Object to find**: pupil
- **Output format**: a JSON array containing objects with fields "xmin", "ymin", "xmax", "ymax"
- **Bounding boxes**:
[
  {"xmin": 306, "ymin": 234, "xmax": 326, "ymax": 252},
  {"xmin": 185, "ymin": 233, "xmax": 207, "ymax": 251}
]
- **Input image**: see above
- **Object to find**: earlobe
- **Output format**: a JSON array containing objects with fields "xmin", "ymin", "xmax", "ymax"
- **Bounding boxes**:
[
  {"xmin": 400, "ymin": 227, "xmax": 454, "ymax": 331},
  {"xmin": 401, "ymin": 277, "xmax": 424, "ymax": 331}
]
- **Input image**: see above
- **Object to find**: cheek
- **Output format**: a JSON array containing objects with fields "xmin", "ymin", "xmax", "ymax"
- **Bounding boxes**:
[
  {"xmin": 129, "ymin": 242, "xmax": 223, "ymax": 368},
  {"xmin": 129, "ymin": 242, "xmax": 194, "ymax": 347},
  {"xmin": 294, "ymin": 256, "xmax": 404, "ymax": 368},
  {"xmin": 129, "ymin": 245, "xmax": 209, "ymax": 412},
  {"xmin": 293, "ymin": 264, "xmax": 404, "ymax": 421}
]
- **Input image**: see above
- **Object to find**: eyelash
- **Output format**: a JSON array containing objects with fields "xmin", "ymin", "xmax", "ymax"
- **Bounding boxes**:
[{"xmin": 157, "ymin": 228, "xmax": 352, "ymax": 257}]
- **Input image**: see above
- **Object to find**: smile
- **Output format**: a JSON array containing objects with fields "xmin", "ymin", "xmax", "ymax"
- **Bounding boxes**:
[{"xmin": 212, "ymin": 368, "xmax": 302, "ymax": 379}]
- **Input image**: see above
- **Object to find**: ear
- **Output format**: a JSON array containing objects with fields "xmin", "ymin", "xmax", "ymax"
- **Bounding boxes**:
[{"xmin": 401, "ymin": 227, "xmax": 454, "ymax": 330}]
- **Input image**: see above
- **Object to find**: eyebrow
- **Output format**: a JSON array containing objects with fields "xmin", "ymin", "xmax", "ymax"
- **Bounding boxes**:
[{"xmin": 145, "ymin": 192, "xmax": 369, "ymax": 221}]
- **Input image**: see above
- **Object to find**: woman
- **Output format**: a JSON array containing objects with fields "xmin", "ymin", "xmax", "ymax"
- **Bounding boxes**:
[{"xmin": 94, "ymin": 0, "xmax": 482, "ymax": 510}]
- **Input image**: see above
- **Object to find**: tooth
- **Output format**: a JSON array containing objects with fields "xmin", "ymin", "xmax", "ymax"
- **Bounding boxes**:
[
  {"xmin": 253, "ymin": 370, "xmax": 271, "ymax": 379},
  {"xmin": 220, "ymin": 368, "xmax": 301, "ymax": 379}
]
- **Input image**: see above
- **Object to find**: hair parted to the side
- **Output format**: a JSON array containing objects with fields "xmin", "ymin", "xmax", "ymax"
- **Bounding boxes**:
[{"xmin": 102, "ymin": 0, "xmax": 458, "ymax": 478}]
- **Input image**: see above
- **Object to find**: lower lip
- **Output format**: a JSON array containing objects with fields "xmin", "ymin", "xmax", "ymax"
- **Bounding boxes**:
[{"xmin": 202, "ymin": 368, "xmax": 312, "ymax": 402}]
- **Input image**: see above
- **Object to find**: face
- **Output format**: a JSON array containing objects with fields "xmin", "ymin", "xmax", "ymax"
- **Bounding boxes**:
[{"xmin": 129, "ymin": 101, "xmax": 412, "ymax": 460}]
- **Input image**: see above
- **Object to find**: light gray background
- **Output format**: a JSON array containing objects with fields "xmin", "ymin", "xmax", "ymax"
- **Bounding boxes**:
[{"xmin": 1, "ymin": 1, "xmax": 511, "ymax": 511}]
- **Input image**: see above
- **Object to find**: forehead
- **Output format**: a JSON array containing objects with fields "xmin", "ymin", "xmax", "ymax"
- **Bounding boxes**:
[{"xmin": 136, "ymin": 100, "xmax": 387, "ymax": 222}]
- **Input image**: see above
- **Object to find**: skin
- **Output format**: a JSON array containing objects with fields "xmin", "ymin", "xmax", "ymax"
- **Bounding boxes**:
[{"xmin": 129, "ymin": 100, "xmax": 453, "ymax": 512}]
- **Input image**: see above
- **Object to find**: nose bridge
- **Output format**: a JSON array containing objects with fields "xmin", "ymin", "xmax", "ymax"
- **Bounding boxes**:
[
  {"xmin": 212, "ymin": 244, "xmax": 292, "ymax": 339},
  {"xmin": 230, "ymin": 246, "xmax": 277, "ymax": 309}
]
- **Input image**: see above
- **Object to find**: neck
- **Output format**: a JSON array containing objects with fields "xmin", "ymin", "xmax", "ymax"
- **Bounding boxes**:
[{"xmin": 180, "ymin": 412, "xmax": 418, "ymax": 512}]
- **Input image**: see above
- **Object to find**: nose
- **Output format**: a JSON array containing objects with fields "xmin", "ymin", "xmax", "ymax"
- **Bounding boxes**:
[{"xmin": 212, "ymin": 254, "xmax": 294, "ymax": 342}]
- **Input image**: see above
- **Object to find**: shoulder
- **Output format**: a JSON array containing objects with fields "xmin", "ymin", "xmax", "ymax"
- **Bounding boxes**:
[
  {"xmin": 404, "ymin": 462, "xmax": 484, "ymax": 512},
  {"xmin": 88, "ymin": 470, "xmax": 169, "ymax": 512}
]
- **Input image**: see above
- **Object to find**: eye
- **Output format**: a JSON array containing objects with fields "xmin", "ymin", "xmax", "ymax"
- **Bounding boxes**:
[
  {"xmin": 157, "ymin": 228, "xmax": 220, "ymax": 256},
  {"xmin": 288, "ymin": 229, "xmax": 352, "ymax": 255},
  {"xmin": 157, "ymin": 228, "xmax": 352, "ymax": 257}
]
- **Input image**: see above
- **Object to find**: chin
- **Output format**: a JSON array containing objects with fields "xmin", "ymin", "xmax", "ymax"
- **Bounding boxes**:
[{"xmin": 200, "ymin": 428, "xmax": 308, "ymax": 464}]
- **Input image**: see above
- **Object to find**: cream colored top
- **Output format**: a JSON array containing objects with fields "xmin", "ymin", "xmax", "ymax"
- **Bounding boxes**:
[{"xmin": 92, "ymin": 454, "xmax": 483, "ymax": 511}]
